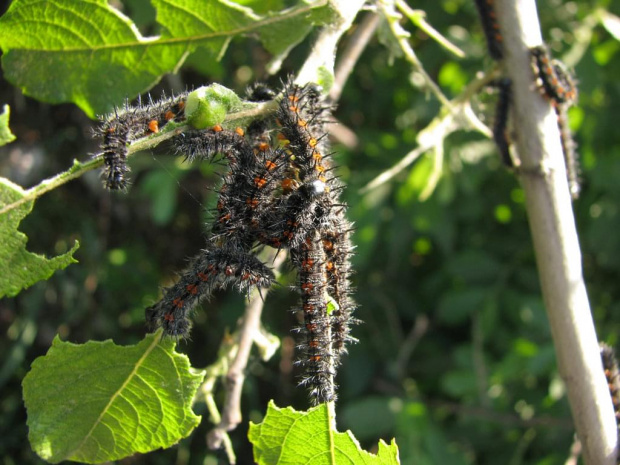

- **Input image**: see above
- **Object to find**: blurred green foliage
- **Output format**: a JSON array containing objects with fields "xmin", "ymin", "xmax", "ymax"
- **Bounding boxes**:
[{"xmin": 1, "ymin": 0, "xmax": 619, "ymax": 464}]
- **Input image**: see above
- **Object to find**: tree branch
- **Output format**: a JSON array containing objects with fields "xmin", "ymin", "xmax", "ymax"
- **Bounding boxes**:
[
  {"xmin": 329, "ymin": 11, "xmax": 381, "ymax": 103},
  {"xmin": 218, "ymin": 251, "xmax": 287, "ymax": 432},
  {"xmin": 296, "ymin": 0, "xmax": 367, "ymax": 86},
  {"xmin": 204, "ymin": 250, "xmax": 287, "ymax": 460},
  {"xmin": 495, "ymin": 1, "xmax": 617, "ymax": 463}
]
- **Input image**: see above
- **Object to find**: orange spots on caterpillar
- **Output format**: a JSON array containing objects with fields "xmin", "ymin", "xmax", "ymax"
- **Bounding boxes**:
[
  {"xmin": 148, "ymin": 120, "xmax": 159, "ymax": 133},
  {"xmin": 186, "ymin": 284, "xmax": 198, "ymax": 295}
]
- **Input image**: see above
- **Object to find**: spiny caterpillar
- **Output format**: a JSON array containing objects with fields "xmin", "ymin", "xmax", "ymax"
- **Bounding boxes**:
[
  {"xmin": 473, "ymin": 0, "xmax": 503, "ymax": 60},
  {"xmin": 530, "ymin": 46, "xmax": 578, "ymax": 105},
  {"xmin": 600, "ymin": 343, "xmax": 620, "ymax": 445},
  {"xmin": 530, "ymin": 45, "xmax": 580, "ymax": 199},
  {"xmin": 96, "ymin": 93, "xmax": 187, "ymax": 190},
  {"xmin": 275, "ymin": 81, "xmax": 356, "ymax": 402}
]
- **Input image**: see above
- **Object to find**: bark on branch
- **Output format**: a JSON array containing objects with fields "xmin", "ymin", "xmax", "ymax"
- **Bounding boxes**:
[{"xmin": 495, "ymin": 1, "xmax": 617, "ymax": 463}]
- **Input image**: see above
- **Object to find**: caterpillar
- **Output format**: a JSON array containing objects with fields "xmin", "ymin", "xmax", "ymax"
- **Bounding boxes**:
[
  {"xmin": 600, "ymin": 343, "xmax": 620, "ymax": 441},
  {"xmin": 97, "ymin": 93, "xmax": 187, "ymax": 189},
  {"xmin": 473, "ymin": 0, "xmax": 504, "ymax": 60},
  {"xmin": 145, "ymin": 246, "xmax": 275, "ymax": 336},
  {"xmin": 530, "ymin": 46, "xmax": 577, "ymax": 105},
  {"xmin": 275, "ymin": 79, "xmax": 357, "ymax": 402},
  {"xmin": 492, "ymin": 78, "xmax": 513, "ymax": 167},
  {"xmin": 530, "ymin": 45, "xmax": 581, "ymax": 199}
]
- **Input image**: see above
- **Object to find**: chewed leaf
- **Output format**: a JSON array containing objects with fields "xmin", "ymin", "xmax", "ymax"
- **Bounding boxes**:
[
  {"xmin": 0, "ymin": 178, "xmax": 79, "ymax": 298},
  {"xmin": 249, "ymin": 401, "xmax": 400, "ymax": 464},
  {"xmin": 23, "ymin": 333, "xmax": 205, "ymax": 464},
  {"xmin": 0, "ymin": 0, "xmax": 332, "ymax": 117}
]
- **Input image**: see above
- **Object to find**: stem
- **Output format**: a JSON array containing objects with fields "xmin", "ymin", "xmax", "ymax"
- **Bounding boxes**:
[
  {"xmin": 218, "ymin": 251, "xmax": 287, "ymax": 432},
  {"xmin": 0, "ymin": 158, "xmax": 100, "ymax": 216},
  {"xmin": 396, "ymin": 0, "xmax": 465, "ymax": 58},
  {"xmin": 495, "ymin": 1, "xmax": 617, "ymax": 463},
  {"xmin": 377, "ymin": 0, "xmax": 451, "ymax": 108},
  {"xmin": 330, "ymin": 12, "xmax": 381, "ymax": 103}
]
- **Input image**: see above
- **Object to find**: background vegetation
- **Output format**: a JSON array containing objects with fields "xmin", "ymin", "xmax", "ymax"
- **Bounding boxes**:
[{"xmin": 1, "ymin": 0, "xmax": 619, "ymax": 463}]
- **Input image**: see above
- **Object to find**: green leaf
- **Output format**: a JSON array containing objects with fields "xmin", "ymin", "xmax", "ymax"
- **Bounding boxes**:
[
  {"xmin": 23, "ymin": 333, "xmax": 205, "ymax": 464},
  {"xmin": 257, "ymin": 1, "xmax": 334, "ymax": 73},
  {"xmin": 249, "ymin": 401, "xmax": 400, "ymax": 464},
  {"xmin": 235, "ymin": 0, "xmax": 286, "ymax": 15},
  {"xmin": 0, "ymin": 0, "xmax": 332, "ymax": 117},
  {"xmin": 0, "ymin": 178, "xmax": 79, "ymax": 298},
  {"xmin": 0, "ymin": 104, "xmax": 16, "ymax": 146}
]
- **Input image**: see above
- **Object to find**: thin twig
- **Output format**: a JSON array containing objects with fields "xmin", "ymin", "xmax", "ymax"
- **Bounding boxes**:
[
  {"xmin": 394, "ymin": 314, "xmax": 429, "ymax": 380},
  {"xmin": 395, "ymin": 0, "xmax": 465, "ymax": 58},
  {"xmin": 296, "ymin": 0, "xmax": 367, "ymax": 86},
  {"xmin": 360, "ymin": 146, "xmax": 426, "ymax": 194},
  {"xmin": 377, "ymin": 0, "xmax": 451, "ymax": 108},
  {"xmin": 220, "ymin": 251, "xmax": 287, "ymax": 431},
  {"xmin": 329, "ymin": 12, "xmax": 381, "ymax": 103},
  {"xmin": 360, "ymin": 68, "xmax": 499, "ymax": 194},
  {"xmin": 203, "ymin": 365, "xmax": 236, "ymax": 462},
  {"xmin": 418, "ymin": 142, "xmax": 444, "ymax": 201},
  {"xmin": 565, "ymin": 436, "xmax": 582, "ymax": 465}
]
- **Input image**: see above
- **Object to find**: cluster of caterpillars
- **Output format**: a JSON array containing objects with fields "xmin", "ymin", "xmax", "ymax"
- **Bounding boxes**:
[
  {"xmin": 473, "ymin": 0, "xmax": 580, "ymax": 199},
  {"xmin": 96, "ymin": 79, "xmax": 356, "ymax": 404}
]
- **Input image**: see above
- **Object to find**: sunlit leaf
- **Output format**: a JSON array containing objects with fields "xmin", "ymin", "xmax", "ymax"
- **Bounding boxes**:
[{"xmin": 23, "ymin": 333, "xmax": 204, "ymax": 464}]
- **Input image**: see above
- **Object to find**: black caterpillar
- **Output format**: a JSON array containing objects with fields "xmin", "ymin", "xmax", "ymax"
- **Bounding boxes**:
[
  {"xmin": 96, "ymin": 94, "xmax": 187, "ymax": 189},
  {"xmin": 492, "ymin": 78, "xmax": 513, "ymax": 167},
  {"xmin": 473, "ymin": 0, "xmax": 503, "ymax": 60},
  {"xmin": 530, "ymin": 45, "xmax": 581, "ymax": 199}
]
